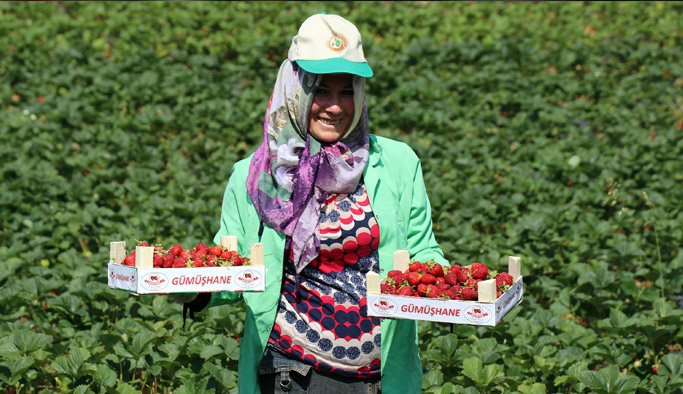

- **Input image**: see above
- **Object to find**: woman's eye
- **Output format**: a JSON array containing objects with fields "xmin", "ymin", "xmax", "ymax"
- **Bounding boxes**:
[
  {"xmin": 316, "ymin": 89, "xmax": 328, "ymax": 95},
  {"xmin": 342, "ymin": 90, "xmax": 354, "ymax": 96}
]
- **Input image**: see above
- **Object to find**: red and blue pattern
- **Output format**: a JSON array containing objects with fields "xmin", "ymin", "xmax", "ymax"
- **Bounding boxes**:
[{"xmin": 268, "ymin": 182, "xmax": 381, "ymax": 378}]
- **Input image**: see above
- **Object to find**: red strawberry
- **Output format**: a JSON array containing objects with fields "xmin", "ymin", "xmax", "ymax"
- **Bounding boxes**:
[
  {"xmin": 123, "ymin": 254, "xmax": 135, "ymax": 266},
  {"xmin": 195, "ymin": 247, "xmax": 208, "ymax": 256},
  {"xmin": 391, "ymin": 272, "xmax": 406, "ymax": 286},
  {"xmin": 396, "ymin": 285, "xmax": 414, "ymax": 297},
  {"xmin": 232, "ymin": 256, "xmax": 244, "ymax": 266},
  {"xmin": 192, "ymin": 257, "xmax": 204, "ymax": 268},
  {"xmin": 153, "ymin": 254, "xmax": 162, "ymax": 267},
  {"xmin": 138, "ymin": 241, "xmax": 149, "ymax": 247},
  {"xmin": 409, "ymin": 261, "xmax": 422, "ymax": 272},
  {"xmin": 421, "ymin": 273, "xmax": 436, "ymax": 285},
  {"xmin": 438, "ymin": 283, "xmax": 451, "ymax": 291},
  {"xmin": 421, "ymin": 262, "xmax": 430, "ymax": 273},
  {"xmin": 444, "ymin": 289, "xmax": 459, "ymax": 300},
  {"xmin": 387, "ymin": 269, "xmax": 402, "ymax": 279},
  {"xmin": 444, "ymin": 266, "xmax": 461, "ymax": 285},
  {"xmin": 417, "ymin": 283, "xmax": 428, "ymax": 297},
  {"xmin": 406, "ymin": 271, "xmax": 422, "ymax": 286},
  {"xmin": 221, "ymin": 250, "xmax": 235, "ymax": 260},
  {"xmin": 497, "ymin": 290, "xmax": 502, "ymax": 298},
  {"xmin": 462, "ymin": 287, "xmax": 478, "ymax": 301},
  {"xmin": 426, "ymin": 285, "xmax": 442, "ymax": 298},
  {"xmin": 458, "ymin": 268, "xmax": 471, "ymax": 284},
  {"xmin": 381, "ymin": 283, "xmax": 396, "ymax": 295},
  {"xmin": 209, "ymin": 245, "xmax": 223, "ymax": 256},
  {"xmin": 470, "ymin": 262, "xmax": 488, "ymax": 280},
  {"xmin": 173, "ymin": 257, "xmax": 188, "ymax": 268},
  {"xmin": 496, "ymin": 272, "xmax": 514, "ymax": 287},
  {"xmin": 427, "ymin": 261, "xmax": 444, "ymax": 277},
  {"xmin": 169, "ymin": 244, "xmax": 182, "ymax": 256},
  {"xmin": 435, "ymin": 277, "xmax": 446, "ymax": 287},
  {"xmin": 195, "ymin": 243, "xmax": 209, "ymax": 251},
  {"xmin": 465, "ymin": 278, "xmax": 477, "ymax": 289},
  {"xmin": 180, "ymin": 249, "xmax": 191, "ymax": 259},
  {"xmin": 162, "ymin": 254, "xmax": 174, "ymax": 268}
]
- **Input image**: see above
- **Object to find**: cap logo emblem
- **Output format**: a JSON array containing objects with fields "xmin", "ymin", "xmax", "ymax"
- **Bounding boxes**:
[{"xmin": 328, "ymin": 34, "xmax": 348, "ymax": 52}]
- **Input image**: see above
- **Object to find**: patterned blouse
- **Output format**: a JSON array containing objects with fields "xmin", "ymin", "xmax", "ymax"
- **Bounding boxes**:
[{"xmin": 267, "ymin": 182, "xmax": 382, "ymax": 378}]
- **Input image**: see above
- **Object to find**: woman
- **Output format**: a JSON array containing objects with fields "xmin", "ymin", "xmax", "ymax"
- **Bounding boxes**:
[{"xmin": 186, "ymin": 13, "xmax": 448, "ymax": 393}]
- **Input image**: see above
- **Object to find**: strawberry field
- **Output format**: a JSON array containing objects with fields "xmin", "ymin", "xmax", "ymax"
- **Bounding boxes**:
[{"xmin": 1, "ymin": 1, "xmax": 682, "ymax": 393}]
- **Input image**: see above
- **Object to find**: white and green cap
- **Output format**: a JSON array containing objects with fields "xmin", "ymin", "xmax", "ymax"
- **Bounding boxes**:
[{"xmin": 288, "ymin": 13, "xmax": 373, "ymax": 78}]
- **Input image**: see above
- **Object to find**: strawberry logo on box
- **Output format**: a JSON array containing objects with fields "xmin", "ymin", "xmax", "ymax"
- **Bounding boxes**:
[
  {"xmin": 141, "ymin": 272, "xmax": 167, "ymax": 291},
  {"xmin": 370, "ymin": 297, "xmax": 398, "ymax": 316},
  {"xmin": 236, "ymin": 270, "xmax": 262, "ymax": 289},
  {"xmin": 464, "ymin": 305, "xmax": 492, "ymax": 324}
]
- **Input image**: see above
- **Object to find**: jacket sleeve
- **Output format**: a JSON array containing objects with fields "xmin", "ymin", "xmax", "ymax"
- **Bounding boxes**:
[
  {"xmin": 206, "ymin": 160, "xmax": 252, "ymax": 307},
  {"xmin": 401, "ymin": 151, "xmax": 449, "ymax": 266}
]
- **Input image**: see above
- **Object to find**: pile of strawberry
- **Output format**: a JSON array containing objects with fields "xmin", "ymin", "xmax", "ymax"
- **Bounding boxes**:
[
  {"xmin": 120, "ymin": 241, "xmax": 249, "ymax": 268},
  {"xmin": 380, "ymin": 260, "xmax": 514, "ymax": 301}
]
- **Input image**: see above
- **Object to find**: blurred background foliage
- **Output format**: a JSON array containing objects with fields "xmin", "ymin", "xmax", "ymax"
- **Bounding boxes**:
[{"xmin": 0, "ymin": 1, "xmax": 681, "ymax": 393}]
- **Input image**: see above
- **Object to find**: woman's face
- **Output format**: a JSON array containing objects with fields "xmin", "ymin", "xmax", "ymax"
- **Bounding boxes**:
[{"xmin": 308, "ymin": 73, "xmax": 355, "ymax": 143}]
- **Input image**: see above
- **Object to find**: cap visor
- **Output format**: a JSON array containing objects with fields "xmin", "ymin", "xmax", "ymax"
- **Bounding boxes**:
[{"xmin": 296, "ymin": 58, "xmax": 373, "ymax": 78}]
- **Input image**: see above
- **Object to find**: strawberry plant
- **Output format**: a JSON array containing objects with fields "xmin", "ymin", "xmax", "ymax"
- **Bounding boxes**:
[{"xmin": 1, "ymin": 1, "xmax": 682, "ymax": 392}]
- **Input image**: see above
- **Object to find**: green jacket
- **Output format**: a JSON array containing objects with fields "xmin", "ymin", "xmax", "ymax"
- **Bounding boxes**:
[{"xmin": 210, "ymin": 135, "xmax": 447, "ymax": 393}]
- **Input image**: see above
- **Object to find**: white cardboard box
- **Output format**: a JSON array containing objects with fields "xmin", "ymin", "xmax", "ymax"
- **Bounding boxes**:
[
  {"xmin": 366, "ymin": 253, "xmax": 523, "ymax": 326},
  {"xmin": 107, "ymin": 236, "xmax": 266, "ymax": 295}
]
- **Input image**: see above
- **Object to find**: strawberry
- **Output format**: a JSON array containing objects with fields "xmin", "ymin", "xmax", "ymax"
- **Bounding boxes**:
[
  {"xmin": 450, "ymin": 284, "xmax": 462, "ymax": 294},
  {"xmin": 497, "ymin": 290, "xmax": 502, "ymax": 298},
  {"xmin": 232, "ymin": 256, "xmax": 245, "ymax": 266},
  {"xmin": 209, "ymin": 245, "xmax": 223, "ymax": 256},
  {"xmin": 220, "ymin": 250, "xmax": 235, "ymax": 260},
  {"xmin": 435, "ymin": 277, "xmax": 446, "ymax": 287},
  {"xmin": 180, "ymin": 249, "xmax": 191, "ymax": 259},
  {"xmin": 138, "ymin": 241, "xmax": 149, "ymax": 247},
  {"xmin": 123, "ymin": 254, "xmax": 135, "ymax": 266},
  {"xmin": 195, "ymin": 243, "xmax": 209, "ymax": 251},
  {"xmin": 416, "ymin": 283, "xmax": 428, "ymax": 297},
  {"xmin": 381, "ymin": 283, "xmax": 396, "ymax": 295},
  {"xmin": 173, "ymin": 257, "xmax": 188, "ymax": 268},
  {"xmin": 465, "ymin": 278, "xmax": 477, "ymax": 289},
  {"xmin": 458, "ymin": 268, "xmax": 471, "ymax": 284},
  {"xmin": 396, "ymin": 285, "xmax": 414, "ymax": 297},
  {"xmin": 444, "ymin": 266, "xmax": 461, "ymax": 285},
  {"xmin": 162, "ymin": 254, "xmax": 174, "ymax": 268},
  {"xmin": 470, "ymin": 262, "xmax": 488, "ymax": 280},
  {"xmin": 443, "ymin": 289, "xmax": 459, "ymax": 300},
  {"xmin": 390, "ymin": 272, "xmax": 406, "ymax": 286},
  {"xmin": 153, "ymin": 254, "xmax": 162, "ymax": 267},
  {"xmin": 427, "ymin": 261, "xmax": 444, "ymax": 277},
  {"xmin": 420, "ymin": 273, "xmax": 436, "ymax": 285},
  {"xmin": 426, "ymin": 285, "xmax": 442, "ymax": 298},
  {"xmin": 438, "ymin": 283, "xmax": 451, "ymax": 291},
  {"xmin": 496, "ymin": 272, "xmax": 514, "ymax": 287},
  {"xmin": 154, "ymin": 244, "xmax": 165, "ymax": 255},
  {"xmin": 409, "ymin": 261, "xmax": 422, "ymax": 272},
  {"xmin": 421, "ymin": 262, "xmax": 431, "ymax": 273},
  {"xmin": 406, "ymin": 271, "xmax": 422, "ymax": 286},
  {"xmin": 387, "ymin": 269, "xmax": 402, "ymax": 279},
  {"xmin": 169, "ymin": 244, "xmax": 182, "ymax": 256},
  {"xmin": 462, "ymin": 287, "xmax": 478, "ymax": 301}
]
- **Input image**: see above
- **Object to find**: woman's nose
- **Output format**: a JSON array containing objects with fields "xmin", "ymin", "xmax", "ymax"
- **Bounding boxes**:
[{"xmin": 325, "ymin": 97, "xmax": 343, "ymax": 114}]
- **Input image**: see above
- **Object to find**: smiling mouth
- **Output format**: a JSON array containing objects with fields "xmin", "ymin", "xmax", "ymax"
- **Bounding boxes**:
[{"xmin": 319, "ymin": 118, "xmax": 341, "ymax": 126}]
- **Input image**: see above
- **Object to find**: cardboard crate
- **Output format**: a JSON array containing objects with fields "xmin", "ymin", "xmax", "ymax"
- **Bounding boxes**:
[
  {"xmin": 108, "ymin": 236, "xmax": 266, "ymax": 295},
  {"xmin": 366, "ymin": 251, "xmax": 523, "ymax": 326}
]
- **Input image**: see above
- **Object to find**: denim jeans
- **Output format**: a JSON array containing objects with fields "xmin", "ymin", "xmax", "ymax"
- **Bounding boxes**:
[{"xmin": 258, "ymin": 347, "xmax": 381, "ymax": 394}]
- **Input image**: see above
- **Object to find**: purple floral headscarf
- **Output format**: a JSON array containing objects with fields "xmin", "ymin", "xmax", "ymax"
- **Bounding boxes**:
[{"xmin": 246, "ymin": 60, "xmax": 370, "ymax": 274}]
